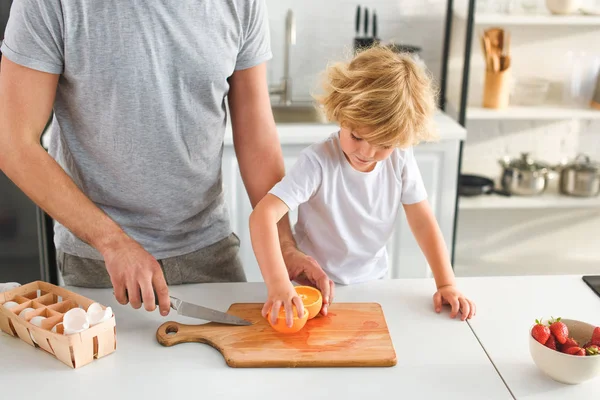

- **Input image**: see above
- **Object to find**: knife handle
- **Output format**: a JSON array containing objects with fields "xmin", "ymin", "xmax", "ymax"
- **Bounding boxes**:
[{"xmin": 355, "ymin": 5, "xmax": 361, "ymax": 34}]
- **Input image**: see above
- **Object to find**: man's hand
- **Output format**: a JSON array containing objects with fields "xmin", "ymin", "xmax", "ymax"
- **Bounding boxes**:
[
  {"xmin": 282, "ymin": 245, "xmax": 334, "ymax": 316},
  {"xmin": 101, "ymin": 235, "xmax": 170, "ymax": 316}
]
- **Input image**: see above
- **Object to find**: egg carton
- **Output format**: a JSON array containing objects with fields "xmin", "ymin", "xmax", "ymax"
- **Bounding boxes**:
[{"xmin": 0, "ymin": 281, "xmax": 116, "ymax": 369}]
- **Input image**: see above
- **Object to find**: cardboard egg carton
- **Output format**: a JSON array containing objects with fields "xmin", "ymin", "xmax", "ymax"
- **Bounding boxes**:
[{"xmin": 0, "ymin": 281, "xmax": 116, "ymax": 368}]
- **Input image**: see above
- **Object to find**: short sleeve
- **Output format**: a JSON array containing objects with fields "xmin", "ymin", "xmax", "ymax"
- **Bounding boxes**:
[
  {"xmin": 269, "ymin": 151, "xmax": 322, "ymax": 211},
  {"xmin": 400, "ymin": 147, "xmax": 428, "ymax": 204},
  {"xmin": 0, "ymin": 0, "xmax": 64, "ymax": 74},
  {"xmin": 235, "ymin": 0, "xmax": 272, "ymax": 70}
]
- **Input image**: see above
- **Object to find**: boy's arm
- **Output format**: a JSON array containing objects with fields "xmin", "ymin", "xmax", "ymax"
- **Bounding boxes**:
[
  {"xmin": 249, "ymin": 194, "xmax": 292, "ymax": 288},
  {"xmin": 403, "ymin": 200, "xmax": 475, "ymax": 320},
  {"xmin": 402, "ymin": 200, "xmax": 455, "ymax": 288}
]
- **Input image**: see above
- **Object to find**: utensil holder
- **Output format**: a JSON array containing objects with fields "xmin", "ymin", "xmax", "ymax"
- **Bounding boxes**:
[{"xmin": 483, "ymin": 68, "xmax": 511, "ymax": 109}]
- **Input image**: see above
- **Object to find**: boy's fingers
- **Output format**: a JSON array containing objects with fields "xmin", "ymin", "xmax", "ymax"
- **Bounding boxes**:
[
  {"xmin": 292, "ymin": 296, "xmax": 304, "ymax": 320},
  {"xmin": 449, "ymin": 297, "xmax": 460, "ymax": 319},
  {"xmin": 433, "ymin": 292, "xmax": 442, "ymax": 313},
  {"xmin": 284, "ymin": 301, "xmax": 294, "ymax": 328},
  {"xmin": 270, "ymin": 300, "xmax": 282, "ymax": 325},
  {"xmin": 261, "ymin": 301, "xmax": 272, "ymax": 318},
  {"xmin": 459, "ymin": 298, "xmax": 470, "ymax": 321}
]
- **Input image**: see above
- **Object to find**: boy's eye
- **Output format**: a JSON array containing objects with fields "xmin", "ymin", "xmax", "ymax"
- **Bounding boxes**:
[
  {"xmin": 381, "ymin": 145, "xmax": 392, "ymax": 150},
  {"xmin": 350, "ymin": 133, "xmax": 362, "ymax": 141}
]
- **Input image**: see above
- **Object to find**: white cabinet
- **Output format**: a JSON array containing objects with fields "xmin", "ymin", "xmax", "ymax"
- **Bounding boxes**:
[{"xmin": 222, "ymin": 137, "xmax": 461, "ymax": 282}]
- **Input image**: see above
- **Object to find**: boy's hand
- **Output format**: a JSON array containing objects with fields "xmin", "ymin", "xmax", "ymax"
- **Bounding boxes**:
[
  {"xmin": 262, "ymin": 281, "xmax": 305, "ymax": 328},
  {"xmin": 433, "ymin": 285, "xmax": 476, "ymax": 321},
  {"xmin": 281, "ymin": 246, "xmax": 335, "ymax": 316}
]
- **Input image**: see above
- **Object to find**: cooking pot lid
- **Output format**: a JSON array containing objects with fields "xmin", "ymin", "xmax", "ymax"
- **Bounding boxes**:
[
  {"xmin": 563, "ymin": 154, "xmax": 600, "ymax": 172},
  {"xmin": 502, "ymin": 152, "xmax": 550, "ymax": 171}
]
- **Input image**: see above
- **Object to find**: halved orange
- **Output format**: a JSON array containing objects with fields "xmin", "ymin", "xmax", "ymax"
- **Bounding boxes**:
[
  {"xmin": 267, "ymin": 306, "xmax": 309, "ymax": 334},
  {"xmin": 295, "ymin": 286, "xmax": 322, "ymax": 319}
]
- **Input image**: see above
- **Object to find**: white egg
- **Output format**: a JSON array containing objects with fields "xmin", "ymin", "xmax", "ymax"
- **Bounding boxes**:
[
  {"xmin": 63, "ymin": 308, "xmax": 89, "ymax": 334},
  {"xmin": 30, "ymin": 316, "xmax": 46, "ymax": 327},
  {"xmin": 18, "ymin": 307, "xmax": 34, "ymax": 318},
  {"xmin": 2, "ymin": 301, "xmax": 19, "ymax": 309}
]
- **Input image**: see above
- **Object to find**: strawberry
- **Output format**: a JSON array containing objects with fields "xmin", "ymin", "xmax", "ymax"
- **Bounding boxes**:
[
  {"xmin": 586, "ymin": 345, "xmax": 599, "ymax": 356},
  {"xmin": 544, "ymin": 334, "xmax": 557, "ymax": 351},
  {"xmin": 565, "ymin": 346, "xmax": 585, "ymax": 356},
  {"xmin": 531, "ymin": 319, "xmax": 551, "ymax": 345},
  {"xmin": 549, "ymin": 317, "xmax": 568, "ymax": 344},
  {"xmin": 591, "ymin": 327, "xmax": 600, "ymax": 346},
  {"xmin": 560, "ymin": 337, "xmax": 579, "ymax": 353}
]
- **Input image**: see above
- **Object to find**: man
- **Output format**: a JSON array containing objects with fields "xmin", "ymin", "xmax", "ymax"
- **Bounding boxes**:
[{"xmin": 0, "ymin": 0, "xmax": 334, "ymax": 317}]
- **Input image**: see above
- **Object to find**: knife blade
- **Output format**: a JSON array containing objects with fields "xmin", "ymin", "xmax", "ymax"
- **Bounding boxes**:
[
  {"xmin": 355, "ymin": 5, "xmax": 361, "ymax": 35},
  {"xmin": 123, "ymin": 289, "xmax": 252, "ymax": 326},
  {"xmin": 169, "ymin": 296, "xmax": 252, "ymax": 326},
  {"xmin": 373, "ymin": 10, "xmax": 377, "ymax": 39}
]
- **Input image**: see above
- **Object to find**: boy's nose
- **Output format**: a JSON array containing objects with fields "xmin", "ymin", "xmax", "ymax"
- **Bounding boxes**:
[{"xmin": 359, "ymin": 142, "xmax": 376, "ymax": 159}]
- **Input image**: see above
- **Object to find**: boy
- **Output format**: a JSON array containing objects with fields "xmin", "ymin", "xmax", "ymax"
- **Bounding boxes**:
[{"xmin": 249, "ymin": 46, "xmax": 476, "ymax": 327}]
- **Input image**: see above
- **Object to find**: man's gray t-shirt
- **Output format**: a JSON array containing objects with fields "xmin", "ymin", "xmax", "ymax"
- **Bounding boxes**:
[{"xmin": 1, "ymin": 0, "xmax": 272, "ymax": 260}]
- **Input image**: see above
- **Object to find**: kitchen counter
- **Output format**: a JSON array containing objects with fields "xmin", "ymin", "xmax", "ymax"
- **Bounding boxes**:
[
  {"xmin": 2, "ymin": 278, "xmax": 508, "ymax": 400},
  {"xmin": 459, "ymin": 275, "xmax": 600, "ymax": 399},
  {"xmin": 223, "ymin": 109, "xmax": 466, "ymax": 145}
]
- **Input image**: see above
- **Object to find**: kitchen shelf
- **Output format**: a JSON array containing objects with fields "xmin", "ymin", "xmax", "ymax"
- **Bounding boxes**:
[
  {"xmin": 459, "ymin": 193, "xmax": 600, "ymax": 210},
  {"xmin": 466, "ymin": 105, "xmax": 600, "ymax": 120},
  {"xmin": 454, "ymin": 9, "xmax": 600, "ymax": 26}
]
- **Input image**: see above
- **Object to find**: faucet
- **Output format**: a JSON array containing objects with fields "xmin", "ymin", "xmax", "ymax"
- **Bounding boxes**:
[{"xmin": 269, "ymin": 9, "xmax": 295, "ymax": 106}]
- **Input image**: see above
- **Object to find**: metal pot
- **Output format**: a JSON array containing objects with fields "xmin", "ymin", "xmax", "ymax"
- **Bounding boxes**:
[
  {"xmin": 498, "ymin": 153, "xmax": 557, "ymax": 196},
  {"xmin": 557, "ymin": 154, "xmax": 600, "ymax": 197}
]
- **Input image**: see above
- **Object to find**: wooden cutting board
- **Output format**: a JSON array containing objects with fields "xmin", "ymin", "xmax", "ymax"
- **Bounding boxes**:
[{"xmin": 156, "ymin": 302, "xmax": 396, "ymax": 368}]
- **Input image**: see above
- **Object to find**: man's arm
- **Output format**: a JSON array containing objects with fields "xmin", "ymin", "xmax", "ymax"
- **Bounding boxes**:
[
  {"xmin": 227, "ymin": 63, "xmax": 296, "ymax": 252},
  {"xmin": 0, "ymin": 58, "xmax": 170, "ymax": 314}
]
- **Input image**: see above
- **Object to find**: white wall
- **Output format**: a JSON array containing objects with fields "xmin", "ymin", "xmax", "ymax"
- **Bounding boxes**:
[{"xmin": 265, "ymin": 0, "xmax": 447, "ymax": 102}]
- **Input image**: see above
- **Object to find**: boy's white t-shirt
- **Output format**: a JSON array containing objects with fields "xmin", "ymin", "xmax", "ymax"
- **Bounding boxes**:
[{"xmin": 269, "ymin": 131, "xmax": 428, "ymax": 285}]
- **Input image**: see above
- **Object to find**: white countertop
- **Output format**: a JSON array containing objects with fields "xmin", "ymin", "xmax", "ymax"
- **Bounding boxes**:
[
  {"xmin": 223, "ymin": 109, "xmax": 466, "ymax": 145},
  {"xmin": 1, "ymin": 279, "xmax": 507, "ymax": 400},
  {"xmin": 460, "ymin": 275, "xmax": 600, "ymax": 399}
]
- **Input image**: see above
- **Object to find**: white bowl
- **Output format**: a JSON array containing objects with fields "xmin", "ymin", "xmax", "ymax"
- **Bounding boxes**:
[{"xmin": 529, "ymin": 318, "xmax": 600, "ymax": 384}]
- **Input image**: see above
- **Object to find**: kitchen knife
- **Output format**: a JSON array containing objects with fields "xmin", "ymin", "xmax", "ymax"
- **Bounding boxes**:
[
  {"xmin": 355, "ymin": 5, "xmax": 361, "ymax": 35},
  {"xmin": 364, "ymin": 7, "xmax": 369, "ymax": 37},
  {"xmin": 123, "ymin": 289, "xmax": 252, "ymax": 326},
  {"xmin": 373, "ymin": 10, "xmax": 377, "ymax": 39},
  {"xmin": 168, "ymin": 295, "xmax": 252, "ymax": 326}
]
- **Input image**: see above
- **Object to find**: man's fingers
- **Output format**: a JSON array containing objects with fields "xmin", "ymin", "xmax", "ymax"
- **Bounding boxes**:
[
  {"xmin": 126, "ymin": 283, "xmax": 142, "ymax": 309},
  {"xmin": 329, "ymin": 280, "xmax": 335, "ymax": 305},
  {"xmin": 140, "ymin": 279, "xmax": 156, "ymax": 312},
  {"xmin": 152, "ymin": 273, "xmax": 170, "ymax": 316},
  {"xmin": 112, "ymin": 280, "xmax": 128, "ymax": 305}
]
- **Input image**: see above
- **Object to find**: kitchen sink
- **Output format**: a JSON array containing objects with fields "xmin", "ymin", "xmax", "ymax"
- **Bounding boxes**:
[{"xmin": 271, "ymin": 104, "xmax": 328, "ymax": 124}]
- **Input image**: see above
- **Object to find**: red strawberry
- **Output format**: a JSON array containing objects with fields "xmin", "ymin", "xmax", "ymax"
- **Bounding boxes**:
[
  {"xmin": 531, "ymin": 319, "xmax": 551, "ymax": 345},
  {"xmin": 591, "ymin": 327, "xmax": 600, "ymax": 346},
  {"xmin": 586, "ymin": 345, "xmax": 599, "ymax": 356},
  {"xmin": 565, "ymin": 346, "xmax": 585, "ymax": 356},
  {"xmin": 561, "ymin": 337, "xmax": 579, "ymax": 353},
  {"xmin": 549, "ymin": 317, "xmax": 568, "ymax": 344},
  {"xmin": 544, "ymin": 334, "xmax": 557, "ymax": 351}
]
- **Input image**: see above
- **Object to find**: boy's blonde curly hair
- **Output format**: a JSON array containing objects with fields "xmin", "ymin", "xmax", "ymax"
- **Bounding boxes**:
[{"xmin": 313, "ymin": 45, "xmax": 439, "ymax": 148}]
